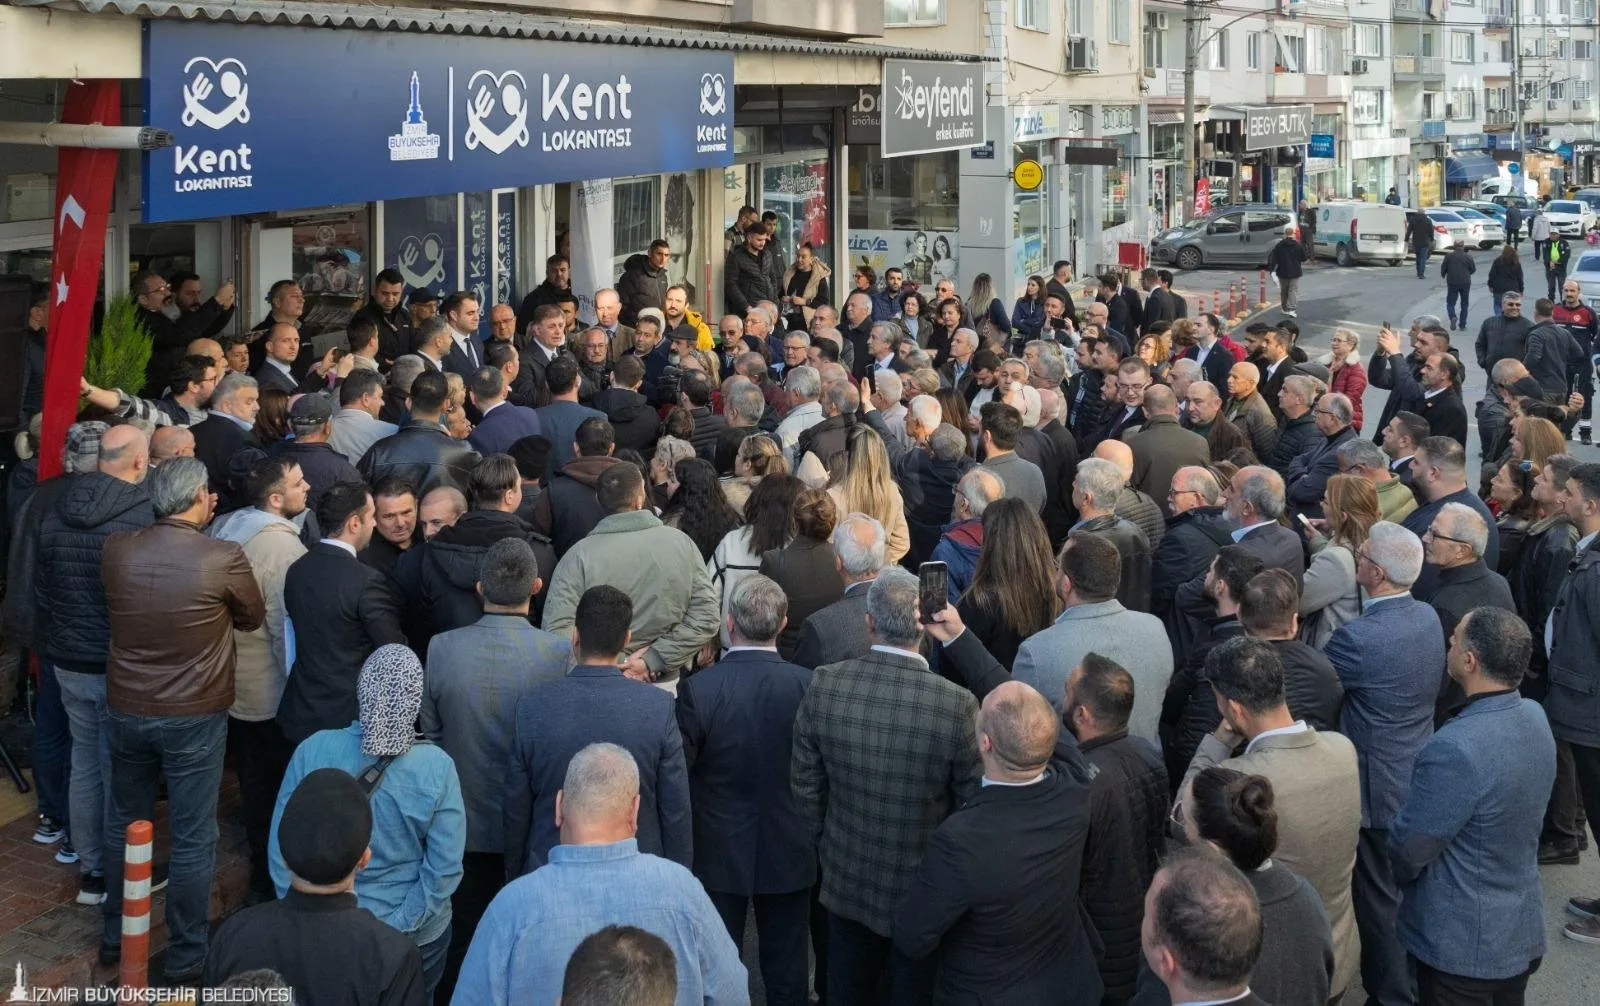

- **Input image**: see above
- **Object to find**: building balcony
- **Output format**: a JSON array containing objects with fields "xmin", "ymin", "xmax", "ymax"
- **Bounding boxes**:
[
  {"xmin": 1393, "ymin": 55, "xmax": 1445, "ymax": 81},
  {"xmin": 1268, "ymin": 71, "xmax": 1306, "ymax": 98},
  {"xmin": 1144, "ymin": 66, "xmax": 1210, "ymax": 101},
  {"xmin": 1307, "ymin": 73, "xmax": 1353, "ymax": 99},
  {"xmin": 1486, "ymin": 108, "xmax": 1515, "ymax": 126},
  {"xmin": 1393, "ymin": 0, "xmax": 1427, "ymax": 21}
]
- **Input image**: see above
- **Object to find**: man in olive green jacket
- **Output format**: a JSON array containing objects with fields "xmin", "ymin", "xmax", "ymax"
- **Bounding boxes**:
[{"xmin": 540, "ymin": 463, "xmax": 719, "ymax": 682}]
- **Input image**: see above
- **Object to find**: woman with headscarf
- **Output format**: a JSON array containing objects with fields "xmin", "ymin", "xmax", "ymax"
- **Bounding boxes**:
[{"xmin": 268, "ymin": 644, "xmax": 466, "ymax": 1000}]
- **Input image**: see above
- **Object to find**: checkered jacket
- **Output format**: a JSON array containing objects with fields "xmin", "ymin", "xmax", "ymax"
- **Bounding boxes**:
[{"xmin": 792, "ymin": 647, "xmax": 981, "ymax": 936}]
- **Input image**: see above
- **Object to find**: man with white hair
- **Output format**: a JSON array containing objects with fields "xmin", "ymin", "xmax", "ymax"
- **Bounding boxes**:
[
  {"xmin": 1069, "ymin": 458, "xmax": 1152, "ymax": 612},
  {"xmin": 1324, "ymin": 521, "xmax": 1444, "ymax": 1006},
  {"xmin": 1091, "ymin": 439, "xmax": 1166, "ymax": 548},
  {"xmin": 676, "ymin": 577, "xmax": 813, "ymax": 1003},
  {"xmin": 841, "ymin": 291, "xmax": 875, "ymax": 380},
  {"xmin": 775, "ymin": 365, "xmax": 824, "ymax": 467},
  {"xmin": 862, "ymin": 391, "xmax": 978, "ymax": 565},
  {"xmin": 796, "ymin": 380, "xmax": 859, "ymax": 475},
  {"xmin": 1337, "ymin": 437, "xmax": 1417, "ymax": 522},
  {"xmin": 939, "ymin": 328, "xmax": 980, "ymax": 397},
  {"xmin": 870, "ymin": 369, "xmax": 909, "ymax": 448},
  {"xmin": 1402, "ymin": 436, "xmax": 1500, "ymax": 596},
  {"xmin": 1419, "ymin": 502, "xmax": 1515, "ymax": 710},
  {"xmin": 931, "ymin": 468, "xmax": 1007, "ymax": 603},
  {"xmin": 792, "ymin": 567, "xmax": 981, "ymax": 1003},
  {"xmin": 456, "ymin": 743, "xmax": 745, "ymax": 1005},
  {"xmin": 793, "ymin": 514, "xmax": 889, "ymax": 669},
  {"xmin": 1151, "ymin": 466, "xmax": 1232, "ymax": 647},
  {"xmin": 1167, "ymin": 358, "xmax": 1202, "ymax": 419},
  {"xmin": 1285, "ymin": 391, "xmax": 1359, "ymax": 520}
]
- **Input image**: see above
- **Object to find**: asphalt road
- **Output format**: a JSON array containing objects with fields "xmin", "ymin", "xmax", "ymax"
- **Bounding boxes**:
[{"xmin": 738, "ymin": 248, "xmax": 1600, "ymax": 1004}]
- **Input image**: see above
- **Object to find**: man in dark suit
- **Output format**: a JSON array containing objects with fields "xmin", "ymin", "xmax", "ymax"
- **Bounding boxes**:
[
  {"xmin": 1140, "ymin": 267, "xmax": 1179, "ymax": 326},
  {"xmin": 1255, "ymin": 326, "xmax": 1296, "ymax": 422},
  {"xmin": 792, "ymin": 514, "xmax": 886, "ymax": 669},
  {"xmin": 1142, "ymin": 850, "xmax": 1272, "ymax": 1006},
  {"xmin": 503, "ymin": 585, "xmax": 691, "ymax": 877},
  {"xmin": 465, "ymin": 366, "xmax": 541, "ymax": 457},
  {"xmin": 1417, "ymin": 352, "xmax": 1469, "ymax": 447},
  {"xmin": 1285, "ymin": 392, "xmax": 1359, "ymax": 520},
  {"xmin": 792, "ymin": 567, "xmax": 981, "ymax": 1004},
  {"xmin": 1390, "ymin": 608, "xmax": 1555, "ymax": 1003},
  {"xmin": 519, "ymin": 303, "xmax": 571, "ymax": 400},
  {"xmin": 893, "ymin": 680, "xmax": 1102, "ymax": 1005},
  {"xmin": 676, "ymin": 575, "xmax": 814, "ymax": 1006},
  {"xmin": 439, "ymin": 292, "xmax": 486, "ymax": 379},
  {"xmin": 254, "ymin": 323, "xmax": 307, "ymax": 395},
  {"xmin": 1325, "ymin": 521, "xmax": 1444, "ymax": 1006},
  {"xmin": 275, "ymin": 483, "xmax": 407, "ymax": 745},
  {"xmin": 1381, "ymin": 410, "xmax": 1429, "ymax": 492},
  {"xmin": 1102, "ymin": 359, "xmax": 1151, "ymax": 443},
  {"xmin": 191, "ymin": 371, "xmax": 261, "ymax": 513}
]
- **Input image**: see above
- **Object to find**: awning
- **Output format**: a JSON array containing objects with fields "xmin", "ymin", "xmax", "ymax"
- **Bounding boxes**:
[
  {"xmin": 1147, "ymin": 109, "xmax": 1187, "ymax": 125},
  {"xmin": 1446, "ymin": 151, "xmax": 1498, "ymax": 184},
  {"xmin": 25, "ymin": 0, "xmax": 982, "ymax": 59}
]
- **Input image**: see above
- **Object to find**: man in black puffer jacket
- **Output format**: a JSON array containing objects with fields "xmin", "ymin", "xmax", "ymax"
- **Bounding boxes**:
[
  {"xmin": 1159, "ymin": 545, "xmax": 1262, "ymax": 790},
  {"xmin": 34, "ymin": 425, "xmax": 156, "ymax": 896},
  {"xmin": 1151, "ymin": 467, "xmax": 1234, "ymax": 658},
  {"xmin": 414, "ymin": 455, "xmax": 555, "ymax": 650},
  {"xmin": 527, "ymin": 421, "xmax": 623, "ymax": 560},
  {"xmin": 1238, "ymin": 569, "xmax": 1345, "ymax": 733}
]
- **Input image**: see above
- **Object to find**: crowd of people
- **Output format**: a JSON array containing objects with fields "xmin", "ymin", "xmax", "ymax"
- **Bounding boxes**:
[{"xmin": 9, "ymin": 227, "xmax": 1600, "ymax": 1006}]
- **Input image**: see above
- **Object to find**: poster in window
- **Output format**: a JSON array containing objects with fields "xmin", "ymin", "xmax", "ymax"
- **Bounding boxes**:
[
  {"xmin": 494, "ymin": 190, "xmax": 519, "ymax": 323},
  {"xmin": 464, "ymin": 191, "xmax": 491, "ymax": 338},
  {"xmin": 383, "ymin": 195, "xmax": 458, "ymax": 300},
  {"xmin": 847, "ymin": 229, "xmax": 958, "ymax": 290}
]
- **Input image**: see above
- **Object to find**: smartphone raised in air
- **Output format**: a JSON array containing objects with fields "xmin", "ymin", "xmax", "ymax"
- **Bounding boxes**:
[{"xmin": 918, "ymin": 561, "xmax": 949, "ymax": 625}]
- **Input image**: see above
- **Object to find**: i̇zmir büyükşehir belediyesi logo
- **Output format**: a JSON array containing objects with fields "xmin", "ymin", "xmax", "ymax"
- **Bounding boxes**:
[
  {"xmin": 390, "ymin": 71, "xmax": 441, "ymax": 161},
  {"xmin": 172, "ymin": 54, "xmax": 255, "ymax": 193}
]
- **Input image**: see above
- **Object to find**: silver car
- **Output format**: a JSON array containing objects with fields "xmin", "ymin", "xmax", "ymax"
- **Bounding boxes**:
[
  {"xmin": 1571, "ymin": 251, "xmax": 1600, "ymax": 309},
  {"xmin": 1450, "ymin": 207, "xmax": 1504, "ymax": 248},
  {"xmin": 1150, "ymin": 204, "xmax": 1299, "ymax": 271},
  {"xmin": 1423, "ymin": 209, "xmax": 1474, "ymax": 252}
]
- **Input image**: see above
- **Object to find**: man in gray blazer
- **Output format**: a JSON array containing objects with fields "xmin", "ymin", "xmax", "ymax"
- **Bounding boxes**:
[
  {"xmin": 418, "ymin": 538, "xmax": 572, "ymax": 992},
  {"xmin": 1183, "ymin": 636, "xmax": 1361, "ymax": 1003},
  {"xmin": 1390, "ymin": 608, "xmax": 1554, "ymax": 1002},
  {"xmin": 1013, "ymin": 532, "xmax": 1172, "ymax": 744},
  {"xmin": 792, "ymin": 514, "xmax": 886, "ymax": 670}
]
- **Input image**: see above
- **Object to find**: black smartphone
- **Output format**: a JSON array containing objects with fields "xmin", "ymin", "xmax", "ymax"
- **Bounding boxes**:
[{"xmin": 918, "ymin": 561, "xmax": 949, "ymax": 625}]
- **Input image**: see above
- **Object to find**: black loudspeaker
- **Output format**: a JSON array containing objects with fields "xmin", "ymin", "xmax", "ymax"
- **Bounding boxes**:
[{"xmin": 0, "ymin": 276, "xmax": 32, "ymax": 439}]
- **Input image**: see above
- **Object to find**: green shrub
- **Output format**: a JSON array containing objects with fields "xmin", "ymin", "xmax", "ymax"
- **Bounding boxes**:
[{"xmin": 83, "ymin": 295, "xmax": 153, "ymax": 399}]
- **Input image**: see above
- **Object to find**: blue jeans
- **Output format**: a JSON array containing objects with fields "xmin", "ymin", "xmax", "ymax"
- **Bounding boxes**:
[
  {"xmin": 1446, "ymin": 285, "xmax": 1470, "ymax": 327},
  {"xmin": 1415, "ymin": 246, "xmax": 1432, "ymax": 278},
  {"xmin": 420, "ymin": 923, "xmax": 451, "ymax": 1001},
  {"xmin": 100, "ymin": 709, "xmax": 228, "ymax": 976},
  {"xmin": 55, "ymin": 668, "xmax": 111, "ymax": 874},
  {"xmin": 32, "ymin": 657, "xmax": 71, "ymax": 827}
]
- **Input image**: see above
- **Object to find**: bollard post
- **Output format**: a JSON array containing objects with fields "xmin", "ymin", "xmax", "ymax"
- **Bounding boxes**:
[
  {"xmin": 1240, "ymin": 275, "xmax": 1250, "ymax": 315},
  {"xmin": 1212, "ymin": 289, "xmax": 1220, "ymax": 316},
  {"xmin": 1227, "ymin": 282, "xmax": 1239, "ymax": 322},
  {"xmin": 119, "ymin": 819, "xmax": 154, "ymax": 989},
  {"xmin": 1259, "ymin": 269, "xmax": 1269, "ymax": 309}
]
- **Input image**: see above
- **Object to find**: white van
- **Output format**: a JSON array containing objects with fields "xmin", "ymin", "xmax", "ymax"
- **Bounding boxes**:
[{"xmin": 1313, "ymin": 202, "xmax": 1408, "ymax": 266}]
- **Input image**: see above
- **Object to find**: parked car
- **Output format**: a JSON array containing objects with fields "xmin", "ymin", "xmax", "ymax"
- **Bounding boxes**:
[
  {"xmin": 1313, "ymin": 202, "xmax": 1406, "ymax": 266},
  {"xmin": 1490, "ymin": 193, "xmax": 1537, "ymax": 214},
  {"xmin": 1541, "ymin": 199, "xmax": 1597, "ymax": 237},
  {"xmin": 1447, "ymin": 207, "xmax": 1505, "ymax": 248},
  {"xmin": 1570, "ymin": 188, "xmax": 1600, "ymax": 214},
  {"xmin": 1149, "ymin": 204, "xmax": 1299, "ymax": 270},
  {"xmin": 1423, "ymin": 208, "xmax": 1476, "ymax": 252},
  {"xmin": 1444, "ymin": 199, "xmax": 1523, "ymax": 237},
  {"xmin": 1570, "ymin": 251, "xmax": 1600, "ymax": 309}
]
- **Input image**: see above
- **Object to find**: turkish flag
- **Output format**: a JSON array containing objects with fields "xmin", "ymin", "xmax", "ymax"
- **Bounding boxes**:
[{"xmin": 39, "ymin": 80, "xmax": 121, "ymax": 481}]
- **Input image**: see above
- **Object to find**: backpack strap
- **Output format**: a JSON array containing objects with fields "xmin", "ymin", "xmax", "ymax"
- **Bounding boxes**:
[{"xmin": 355, "ymin": 755, "xmax": 397, "ymax": 798}]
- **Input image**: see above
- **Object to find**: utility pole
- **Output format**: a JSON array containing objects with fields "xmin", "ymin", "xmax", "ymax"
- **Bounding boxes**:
[
  {"xmin": 1512, "ymin": 0, "xmax": 1525, "ymax": 185},
  {"xmin": 1183, "ymin": 0, "xmax": 1200, "ymax": 219}
]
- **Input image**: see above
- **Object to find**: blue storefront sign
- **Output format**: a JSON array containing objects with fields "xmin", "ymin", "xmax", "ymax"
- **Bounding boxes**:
[
  {"xmin": 1307, "ymin": 133, "xmax": 1335, "ymax": 159},
  {"xmin": 142, "ymin": 21, "xmax": 735, "ymax": 222}
]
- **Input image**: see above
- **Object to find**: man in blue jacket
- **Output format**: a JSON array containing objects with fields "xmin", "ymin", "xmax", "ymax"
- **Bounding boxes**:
[
  {"xmin": 930, "ymin": 468, "xmax": 1004, "ymax": 602},
  {"xmin": 1390, "ymin": 606, "xmax": 1554, "ymax": 1003},
  {"xmin": 1325, "ymin": 520, "xmax": 1444, "ymax": 1006}
]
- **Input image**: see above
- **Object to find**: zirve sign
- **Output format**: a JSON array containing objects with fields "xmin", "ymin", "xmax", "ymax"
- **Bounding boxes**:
[{"xmin": 141, "ymin": 21, "xmax": 735, "ymax": 223}]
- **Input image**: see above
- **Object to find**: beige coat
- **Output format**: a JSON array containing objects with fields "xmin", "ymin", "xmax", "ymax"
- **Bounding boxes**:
[
  {"xmin": 212, "ymin": 510, "xmax": 306, "ymax": 721},
  {"xmin": 781, "ymin": 261, "xmax": 833, "ymax": 327},
  {"xmin": 1186, "ymin": 727, "xmax": 1362, "ymax": 998},
  {"xmin": 827, "ymin": 482, "xmax": 910, "ymax": 565}
]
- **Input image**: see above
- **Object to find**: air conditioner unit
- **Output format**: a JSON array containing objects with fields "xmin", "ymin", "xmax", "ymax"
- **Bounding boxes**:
[
  {"xmin": 1350, "ymin": 57, "xmax": 1370, "ymax": 74},
  {"xmin": 1066, "ymin": 35, "xmax": 1101, "ymax": 72},
  {"xmin": 1154, "ymin": 12, "xmax": 1170, "ymax": 30}
]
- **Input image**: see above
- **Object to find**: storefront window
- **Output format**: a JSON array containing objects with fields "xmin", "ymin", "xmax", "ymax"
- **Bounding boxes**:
[
  {"xmin": 612, "ymin": 175, "xmax": 662, "ymax": 278},
  {"xmin": 1013, "ymin": 141, "xmax": 1050, "ymax": 288},
  {"xmin": 1102, "ymin": 135, "xmax": 1135, "ymax": 230},
  {"xmin": 289, "ymin": 211, "xmax": 369, "ymax": 340},
  {"xmin": 762, "ymin": 157, "xmax": 833, "ymax": 276},
  {"xmin": 847, "ymin": 147, "xmax": 959, "ymax": 287}
]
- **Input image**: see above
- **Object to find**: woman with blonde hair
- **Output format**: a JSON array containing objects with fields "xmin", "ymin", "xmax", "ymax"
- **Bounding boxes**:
[
  {"xmin": 1136, "ymin": 331, "xmax": 1174, "ymax": 384},
  {"xmin": 720, "ymin": 433, "xmax": 787, "ymax": 513},
  {"xmin": 1511, "ymin": 415, "xmax": 1565, "ymax": 470},
  {"xmin": 966, "ymin": 272, "xmax": 1011, "ymax": 346},
  {"xmin": 442, "ymin": 373, "xmax": 472, "ymax": 439},
  {"xmin": 1299, "ymin": 473, "xmax": 1381, "ymax": 647},
  {"xmin": 826, "ymin": 425, "xmax": 910, "ymax": 563},
  {"xmin": 1320, "ymin": 328, "xmax": 1369, "ymax": 431}
]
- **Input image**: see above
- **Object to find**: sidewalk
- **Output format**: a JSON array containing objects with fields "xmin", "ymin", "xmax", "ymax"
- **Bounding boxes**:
[{"xmin": 0, "ymin": 771, "xmax": 250, "ymax": 989}]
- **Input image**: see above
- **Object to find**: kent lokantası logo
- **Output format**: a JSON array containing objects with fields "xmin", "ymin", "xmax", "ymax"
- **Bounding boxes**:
[
  {"xmin": 695, "ymin": 72, "xmax": 729, "ymax": 155},
  {"xmin": 172, "ymin": 55, "xmax": 255, "ymax": 193},
  {"xmin": 464, "ymin": 70, "xmax": 531, "ymax": 155}
]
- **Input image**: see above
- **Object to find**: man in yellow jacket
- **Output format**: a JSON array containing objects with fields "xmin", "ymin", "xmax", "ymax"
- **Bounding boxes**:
[{"xmin": 664, "ymin": 285, "xmax": 714, "ymax": 351}]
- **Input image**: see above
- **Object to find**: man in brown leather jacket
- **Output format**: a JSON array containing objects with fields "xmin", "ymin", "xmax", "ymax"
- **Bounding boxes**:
[{"xmin": 97, "ymin": 457, "xmax": 264, "ymax": 983}]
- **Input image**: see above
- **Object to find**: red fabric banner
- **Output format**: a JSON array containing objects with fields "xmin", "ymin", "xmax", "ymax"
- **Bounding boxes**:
[{"xmin": 39, "ymin": 80, "xmax": 122, "ymax": 481}]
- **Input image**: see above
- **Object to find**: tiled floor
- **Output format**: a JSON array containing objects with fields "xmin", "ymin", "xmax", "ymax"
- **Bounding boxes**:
[{"xmin": 0, "ymin": 773, "xmax": 249, "ymax": 990}]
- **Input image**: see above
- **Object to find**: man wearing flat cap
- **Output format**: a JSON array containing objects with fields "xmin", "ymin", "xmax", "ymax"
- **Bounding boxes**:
[{"xmin": 205, "ymin": 768, "xmax": 426, "ymax": 1004}]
